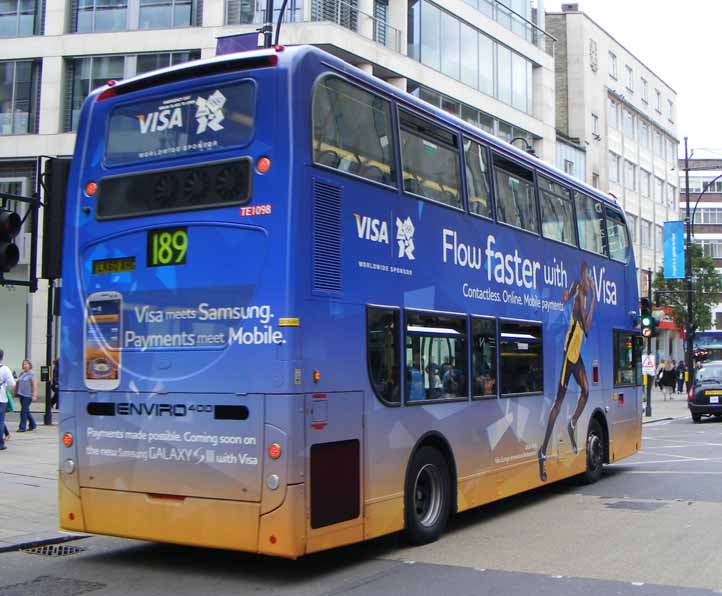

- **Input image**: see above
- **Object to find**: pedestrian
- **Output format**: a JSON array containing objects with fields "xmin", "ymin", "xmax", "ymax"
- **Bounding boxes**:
[
  {"xmin": 15, "ymin": 359, "xmax": 37, "ymax": 432},
  {"xmin": 676, "ymin": 360, "xmax": 687, "ymax": 394},
  {"xmin": 0, "ymin": 349, "xmax": 16, "ymax": 450},
  {"xmin": 50, "ymin": 357, "xmax": 59, "ymax": 410},
  {"xmin": 659, "ymin": 359, "xmax": 676, "ymax": 401}
]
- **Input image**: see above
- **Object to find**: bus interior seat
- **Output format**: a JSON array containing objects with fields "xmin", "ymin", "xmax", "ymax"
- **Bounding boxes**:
[
  {"xmin": 317, "ymin": 150, "xmax": 341, "ymax": 168},
  {"xmin": 361, "ymin": 165, "xmax": 385, "ymax": 183},
  {"xmin": 404, "ymin": 178, "xmax": 424, "ymax": 196}
]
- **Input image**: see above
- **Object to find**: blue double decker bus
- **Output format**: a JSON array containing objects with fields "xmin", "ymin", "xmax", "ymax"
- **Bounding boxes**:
[{"xmin": 58, "ymin": 45, "xmax": 643, "ymax": 558}]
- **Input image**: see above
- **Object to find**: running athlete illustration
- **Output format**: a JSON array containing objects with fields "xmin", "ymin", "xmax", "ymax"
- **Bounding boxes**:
[{"xmin": 538, "ymin": 261, "xmax": 596, "ymax": 482}]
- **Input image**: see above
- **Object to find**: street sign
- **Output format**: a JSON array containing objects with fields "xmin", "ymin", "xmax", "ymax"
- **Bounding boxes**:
[{"xmin": 642, "ymin": 354, "xmax": 656, "ymax": 376}]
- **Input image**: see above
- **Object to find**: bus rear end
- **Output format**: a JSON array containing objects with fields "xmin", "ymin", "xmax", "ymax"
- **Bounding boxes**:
[{"xmin": 57, "ymin": 49, "xmax": 307, "ymax": 557}]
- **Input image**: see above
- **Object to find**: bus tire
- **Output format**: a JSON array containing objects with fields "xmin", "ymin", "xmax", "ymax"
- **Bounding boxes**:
[
  {"xmin": 580, "ymin": 418, "xmax": 604, "ymax": 485},
  {"xmin": 404, "ymin": 446, "xmax": 451, "ymax": 545}
]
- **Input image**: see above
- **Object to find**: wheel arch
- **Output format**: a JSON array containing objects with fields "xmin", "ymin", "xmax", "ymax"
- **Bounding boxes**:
[
  {"xmin": 405, "ymin": 431, "xmax": 458, "ymax": 516},
  {"xmin": 589, "ymin": 408, "xmax": 610, "ymax": 464}
]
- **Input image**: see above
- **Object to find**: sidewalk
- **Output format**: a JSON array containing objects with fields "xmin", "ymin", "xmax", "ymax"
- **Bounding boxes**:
[
  {"xmin": 0, "ymin": 411, "xmax": 81, "ymax": 552},
  {"xmin": 641, "ymin": 386, "xmax": 690, "ymax": 423}
]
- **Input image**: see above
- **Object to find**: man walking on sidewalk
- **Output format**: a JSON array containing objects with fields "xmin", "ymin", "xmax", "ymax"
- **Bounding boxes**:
[{"xmin": 0, "ymin": 349, "xmax": 16, "ymax": 451}]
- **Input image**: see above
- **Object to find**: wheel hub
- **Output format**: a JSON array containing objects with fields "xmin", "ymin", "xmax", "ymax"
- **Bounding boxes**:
[{"xmin": 413, "ymin": 463, "xmax": 443, "ymax": 528}]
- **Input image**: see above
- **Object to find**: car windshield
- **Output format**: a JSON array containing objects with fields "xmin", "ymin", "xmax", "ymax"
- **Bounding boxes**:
[{"xmin": 696, "ymin": 365, "xmax": 722, "ymax": 383}]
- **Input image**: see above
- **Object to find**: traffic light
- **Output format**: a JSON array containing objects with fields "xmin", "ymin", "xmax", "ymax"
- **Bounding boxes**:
[
  {"xmin": 0, "ymin": 208, "xmax": 21, "ymax": 273},
  {"xmin": 640, "ymin": 297, "xmax": 657, "ymax": 338}
]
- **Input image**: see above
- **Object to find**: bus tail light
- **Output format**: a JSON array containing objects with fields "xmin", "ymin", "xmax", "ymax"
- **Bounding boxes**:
[
  {"xmin": 256, "ymin": 157, "xmax": 271, "ymax": 174},
  {"xmin": 62, "ymin": 433, "xmax": 73, "ymax": 447},
  {"xmin": 97, "ymin": 87, "xmax": 116, "ymax": 102},
  {"xmin": 85, "ymin": 182, "xmax": 97, "ymax": 197},
  {"xmin": 688, "ymin": 387, "xmax": 694, "ymax": 401},
  {"xmin": 313, "ymin": 369, "xmax": 320, "ymax": 383},
  {"xmin": 268, "ymin": 442, "xmax": 282, "ymax": 460}
]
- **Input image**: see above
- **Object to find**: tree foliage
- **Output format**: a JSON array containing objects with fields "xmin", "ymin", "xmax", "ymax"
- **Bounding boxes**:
[{"xmin": 653, "ymin": 243, "xmax": 722, "ymax": 331}]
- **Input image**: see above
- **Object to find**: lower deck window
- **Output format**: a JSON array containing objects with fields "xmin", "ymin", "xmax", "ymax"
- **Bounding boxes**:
[
  {"xmin": 472, "ymin": 317, "xmax": 497, "ymax": 397},
  {"xmin": 367, "ymin": 307, "xmax": 400, "ymax": 404},
  {"xmin": 405, "ymin": 311, "xmax": 467, "ymax": 402},
  {"xmin": 500, "ymin": 321, "xmax": 542, "ymax": 395}
]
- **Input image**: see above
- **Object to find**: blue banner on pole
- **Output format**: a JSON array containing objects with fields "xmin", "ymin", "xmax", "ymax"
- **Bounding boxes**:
[{"xmin": 664, "ymin": 220, "xmax": 685, "ymax": 279}]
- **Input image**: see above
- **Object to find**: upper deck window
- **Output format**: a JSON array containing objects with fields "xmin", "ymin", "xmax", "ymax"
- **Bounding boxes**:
[
  {"xmin": 575, "ymin": 192, "xmax": 607, "ymax": 256},
  {"xmin": 399, "ymin": 110, "xmax": 461, "ymax": 208},
  {"xmin": 493, "ymin": 154, "xmax": 537, "ymax": 234},
  {"xmin": 313, "ymin": 76, "xmax": 396, "ymax": 187},
  {"xmin": 464, "ymin": 137, "xmax": 491, "ymax": 218},
  {"xmin": 539, "ymin": 175, "xmax": 575, "ymax": 246},
  {"xmin": 606, "ymin": 207, "xmax": 630, "ymax": 263},
  {"xmin": 105, "ymin": 79, "xmax": 255, "ymax": 165}
]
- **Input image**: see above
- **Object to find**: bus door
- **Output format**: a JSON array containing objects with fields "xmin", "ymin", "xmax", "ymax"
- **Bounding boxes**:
[{"xmin": 305, "ymin": 391, "xmax": 363, "ymax": 548}]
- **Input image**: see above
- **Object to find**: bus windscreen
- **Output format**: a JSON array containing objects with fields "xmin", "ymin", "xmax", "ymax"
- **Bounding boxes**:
[{"xmin": 105, "ymin": 80, "xmax": 256, "ymax": 165}]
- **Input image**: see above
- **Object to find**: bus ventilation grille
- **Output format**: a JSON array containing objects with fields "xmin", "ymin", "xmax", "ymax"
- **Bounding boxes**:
[{"xmin": 312, "ymin": 179, "xmax": 342, "ymax": 293}]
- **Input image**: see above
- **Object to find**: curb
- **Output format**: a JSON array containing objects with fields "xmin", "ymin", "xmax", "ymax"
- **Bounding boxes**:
[
  {"xmin": 0, "ymin": 532, "xmax": 88, "ymax": 554},
  {"xmin": 642, "ymin": 417, "xmax": 674, "ymax": 424}
]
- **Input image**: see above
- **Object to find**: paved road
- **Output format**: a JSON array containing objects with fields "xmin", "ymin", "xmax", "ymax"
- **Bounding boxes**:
[{"xmin": 3, "ymin": 408, "xmax": 722, "ymax": 595}]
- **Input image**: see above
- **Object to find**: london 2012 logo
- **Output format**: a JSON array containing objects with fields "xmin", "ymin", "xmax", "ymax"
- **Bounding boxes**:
[
  {"xmin": 194, "ymin": 90, "xmax": 226, "ymax": 134},
  {"xmin": 396, "ymin": 216, "xmax": 415, "ymax": 260}
]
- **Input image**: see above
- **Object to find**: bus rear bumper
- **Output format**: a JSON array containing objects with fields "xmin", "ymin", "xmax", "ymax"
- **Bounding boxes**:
[{"xmin": 59, "ymin": 483, "xmax": 307, "ymax": 558}]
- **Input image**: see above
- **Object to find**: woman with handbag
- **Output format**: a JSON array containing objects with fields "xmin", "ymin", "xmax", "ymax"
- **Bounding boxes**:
[{"xmin": 15, "ymin": 359, "xmax": 37, "ymax": 432}]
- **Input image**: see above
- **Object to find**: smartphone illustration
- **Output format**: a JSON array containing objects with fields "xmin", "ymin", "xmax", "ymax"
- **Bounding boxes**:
[{"xmin": 84, "ymin": 291, "xmax": 122, "ymax": 390}]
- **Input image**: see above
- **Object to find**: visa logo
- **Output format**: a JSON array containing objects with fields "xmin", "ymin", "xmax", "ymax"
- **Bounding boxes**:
[
  {"xmin": 138, "ymin": 107, "xmax": 183, "ymax": 134},
  {"xmin": 354, "ymin": 214, "xmax": 388, "ymax": 244}
]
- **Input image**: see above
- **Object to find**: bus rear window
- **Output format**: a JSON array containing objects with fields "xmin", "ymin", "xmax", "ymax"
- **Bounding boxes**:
[{"xmin": 105, "ymin": 81, "xmax": 256, "ymax": 165}]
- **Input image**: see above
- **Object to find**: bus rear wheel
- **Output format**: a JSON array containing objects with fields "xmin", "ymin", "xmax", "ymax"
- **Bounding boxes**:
[
  {"xmin": 580, "ymin": 418, "xmax": 605, "ymax": 485},
  {"xmin": 404, "ymin": 446, "xmax": 451, "ymax": 545}
]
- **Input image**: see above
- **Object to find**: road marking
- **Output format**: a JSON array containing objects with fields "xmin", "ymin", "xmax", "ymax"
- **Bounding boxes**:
[
  {"xmin": 624, "ymin": 470, "xmax": 722, "ymax": 474},
  {"xmin": 640, "ymin": 450, "xmax": 702, "ymax": 460}
]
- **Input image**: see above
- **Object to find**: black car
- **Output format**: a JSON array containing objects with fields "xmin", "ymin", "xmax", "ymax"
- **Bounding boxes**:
[{"xmin": 689, "ymin": 361, "xmax": 722, "ymax": 423}]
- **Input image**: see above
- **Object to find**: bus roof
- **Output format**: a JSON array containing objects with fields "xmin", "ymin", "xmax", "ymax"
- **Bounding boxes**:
[{"xmin": 94, "ymin": 44, "xmax": 623, "ymax": 214}]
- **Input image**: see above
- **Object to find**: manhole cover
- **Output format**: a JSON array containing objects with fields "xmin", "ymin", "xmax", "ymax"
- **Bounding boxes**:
[
  {"xmin": 22, "ymin": 544, "xmax": 86, "ymax": 557},
  {"xmin": 0, "ymin": 576, "xmax": 105, "ymax": 596},
  {"xmin": 604, "ymin": 500, "xmax": 667, "ymax": 511}
]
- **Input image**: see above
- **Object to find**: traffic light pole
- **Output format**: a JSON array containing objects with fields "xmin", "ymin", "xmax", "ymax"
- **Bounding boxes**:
[{"xmin": 645, "ymin": 270, "xmax": 652, "ymax": 417}]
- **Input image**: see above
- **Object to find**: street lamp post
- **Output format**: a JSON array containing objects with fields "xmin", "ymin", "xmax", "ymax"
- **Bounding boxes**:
[{"xmin": 682, "ymin": 139, "xmax": 722, "ymax": 387}]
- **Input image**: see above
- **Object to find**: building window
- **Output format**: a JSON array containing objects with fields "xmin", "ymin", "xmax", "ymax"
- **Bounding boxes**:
[
  {"xmin": 639, "ymin": 121, "xmax": 650, "ymax": 148},
  {"xmin": 227, "ymin": 0, "xmax": 301, "ymax": 25},
  {"xmin": 592, "ymin": 172, "xmax": 599, "ymax": 188},
  {"xmin": 609, "ymin": 151, "xmax": 620, "ymax": 184},
  {"xmin": 0, "ymin": 60, "xmax": 41, "ymax": 135},
  {"xmin": 74, "ymin": 0, "xmax": 200, "ymax": 32},
  {"xmin": 409, "ymin": 82, "xmax": 535, "ymax": 149},
  {"xmin": 622, "ymin": 109, "xmax": 634, "ymax": 138},
  {"xmin": 655, "ymin": 224, "xmax": 663, "ymax": 250},
  {"xmin": 641, "ymin": 77, "xmax": 648, "ymax": 103},
  {"xmin": 640, "ymin": 219, "xmax": 651, "ymax": 247},
  {"xmin": 668, "ymin": 99, "xmax": 674, "ymax": 122},
  {"xmin": 625, "ymin": 65, "xmax": 633, "ymax": 91},
  {"xmin": 654, "ymin": 176, "xmax": 664, "ymax": 203},
  {"xmin": 654, "ymin": 130, "xmax": 664, "ymax": 159},
  {"xmin": 667, "ymin": 183, "xmax": 676, "ymax": 208},
  {"xmin": 64, "ymin": 51, "xmax": 199, "ymax": 131},
  {"xmin": 0, "ymin": 0, "xmax": 42, "ymax": 36},
  {"xmin": 640, "ymin": 169, "xmax": 650, "ymax": 197},
  {"xmin": 626, "ymin": 213, "xmax": 637, "ymax": 243},
  {"xmin": 625, "ymin": 160, "xmax": 636, "ymax": 191},
  {"xmin": 608, "ymin": 51, "xmax": 617, "ymax": 79},
  {"xmin": 591, "ymin": 112, "xmax": 599, "ymax": 135},
  {"xmin": 373, "ymin": 0, "xmax": 388, "ymax": 45},
  {"xmin": 589, "ymin": 38, "xmax": 598, "ymax": 72},
  {"xmin": 655, "ymin": 88, "xmax": 661, "ymax": 112},
  {"xmin": 608, "ymin": 97, "xmax": 618, "ymax": 129},
  {"xmin": 409, "ymin": 0, "xmax": 533, "ymax": 114}
]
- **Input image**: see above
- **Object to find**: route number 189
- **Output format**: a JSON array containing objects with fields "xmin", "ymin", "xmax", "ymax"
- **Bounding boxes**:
[{"xmin": 147, "ymin": 226, "xmax": 188, "ymax": 267}]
